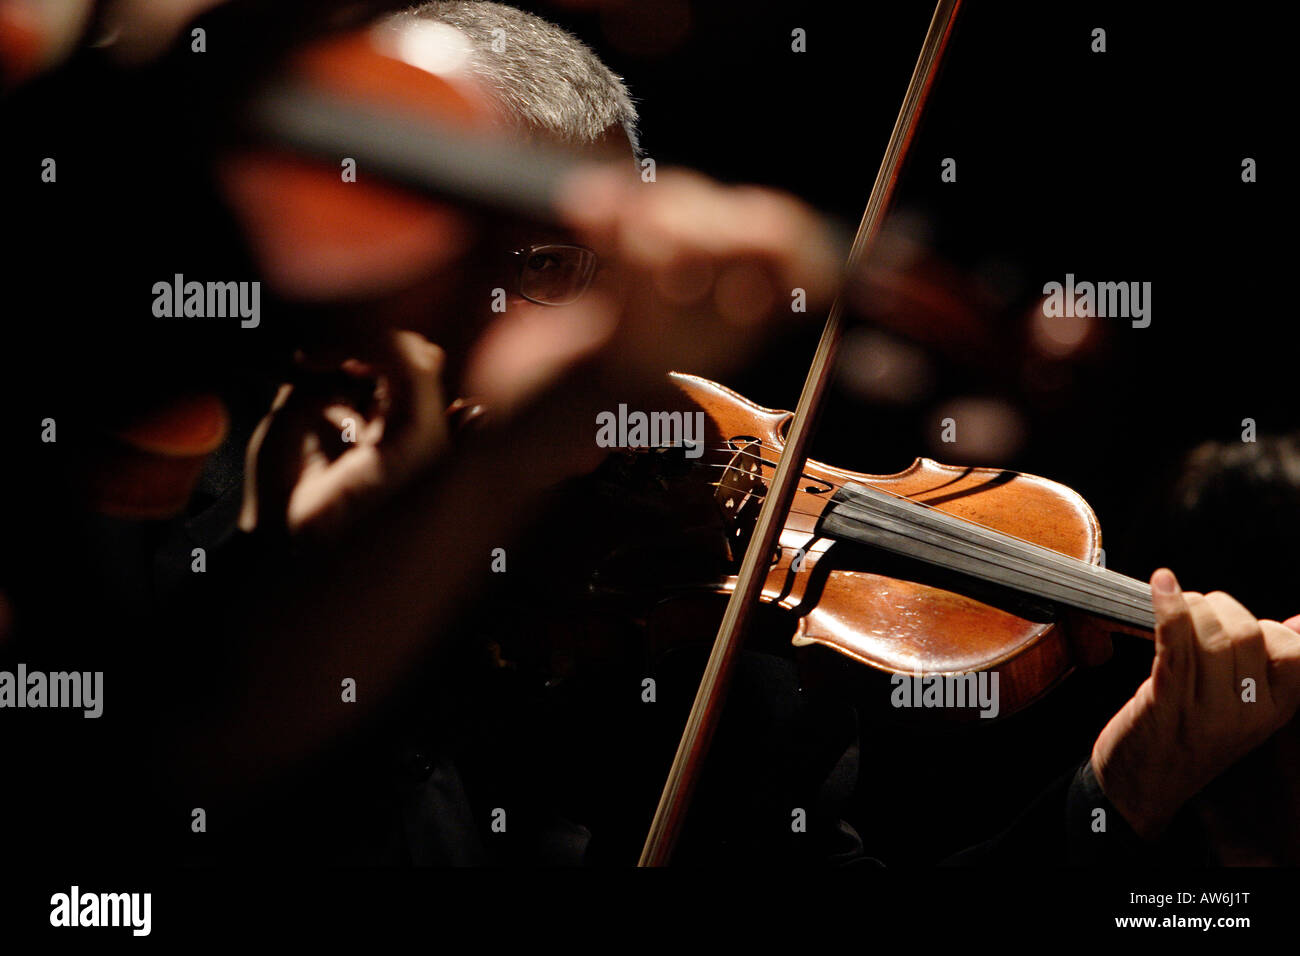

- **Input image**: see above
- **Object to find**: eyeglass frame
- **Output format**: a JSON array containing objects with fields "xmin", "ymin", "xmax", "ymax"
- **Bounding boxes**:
[{"xmin": 507, "ymin": 242, "xmax": 600, "ymax": 306}]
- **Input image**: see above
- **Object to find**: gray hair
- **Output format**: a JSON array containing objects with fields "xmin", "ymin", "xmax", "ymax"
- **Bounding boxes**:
[{"xmin": 402, "ymin": 1, "xmax": 641, "ymax": 159}]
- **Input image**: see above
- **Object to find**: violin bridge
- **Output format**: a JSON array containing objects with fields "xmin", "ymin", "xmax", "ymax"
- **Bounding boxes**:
[{"xmin": 715, "ymin": 436, "xmax": 766, "ymax": 561}]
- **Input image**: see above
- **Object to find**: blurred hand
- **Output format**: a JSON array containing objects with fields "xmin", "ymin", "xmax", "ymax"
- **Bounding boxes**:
[
  {"xmin": 464, "ymin": 165, "xmax": 841, "ymax": 415},
  {"xmin": 241, "ymin": 330, "xmax": 450, "ymax": 542},
  {"xmin": 565, "ymin": 166, "xmax": 840, "ymax": 377},
  {"xmin": 1091, "ymin": 568, "xmax": 1300, "ymax": 838}
]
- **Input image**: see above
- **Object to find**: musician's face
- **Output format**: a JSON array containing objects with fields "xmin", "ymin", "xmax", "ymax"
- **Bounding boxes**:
[
  {"xmin": 443, "ymin": 131, "xmax": 632, "ymax": 398},
  {"xmin": 429, "ymin": 218, "xmax": 603, "ymax": 404},
  {"xmin": 308, "ymin": 127, "xmax": 630, "ymax": 395}
]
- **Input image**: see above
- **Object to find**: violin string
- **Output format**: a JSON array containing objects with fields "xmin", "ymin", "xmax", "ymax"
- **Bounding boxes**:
[
  {"xmin": 705, "ymin": 474, "xmax": 1153, "ymax": 619},
  {"xmin": 677, "ymin": 438, "xmax": 1142, "ymax": 605},
  {"xmin": 706, "ymin": 439, "xmax": 1094, "ymax": 561},
  {"xmin": 701, "ymin": 440, "xmax": 1146, "ymax": 588},
  {"xmin": 699, "ymin": 443, "xmax": 1064, "ymax": 555},
  {"xmin": 823, "ymin": 486, "xmax": 1155, "ymax": 620},
  {"xmin": 686, "ymin": 443, "xmax": 1153, "ymax": 616}
]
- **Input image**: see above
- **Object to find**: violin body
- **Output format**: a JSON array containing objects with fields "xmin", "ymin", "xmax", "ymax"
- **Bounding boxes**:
[{"xmin": 662, "ymin": 372, "xmax": 1113, "ymax": 718}]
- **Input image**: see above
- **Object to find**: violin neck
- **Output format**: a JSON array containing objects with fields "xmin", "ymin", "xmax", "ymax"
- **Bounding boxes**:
[{"xmin": 816, "ymin": 482, "xmax": 1156, "ymax": 632}]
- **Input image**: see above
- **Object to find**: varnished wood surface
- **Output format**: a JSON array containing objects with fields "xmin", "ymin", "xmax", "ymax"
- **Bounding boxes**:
[{"xmin": 670, "ymin": 372, "xmax": 1106, "ymax": 716}]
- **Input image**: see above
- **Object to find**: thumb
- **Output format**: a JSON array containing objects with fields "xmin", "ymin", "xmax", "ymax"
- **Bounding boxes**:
[
  {"xmin": 1149, "ymin": 567, "xmax": 1193, "ymax": 695},
  {"xmin": 375, "ymin": 330, "xmax": 447, "ymax": 446},
  {"xmin": 239, "ymin": 383, "xmax": 328, "ymax": 534}
]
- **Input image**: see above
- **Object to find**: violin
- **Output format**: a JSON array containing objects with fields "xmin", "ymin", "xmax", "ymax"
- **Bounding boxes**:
[{"xmin": 635, "ymin": 371, "xmax": 1154, "ymax": 710}]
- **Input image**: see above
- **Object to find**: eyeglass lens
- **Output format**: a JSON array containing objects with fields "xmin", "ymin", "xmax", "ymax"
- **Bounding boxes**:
[{"xmin": 520, "ymin": 245, "xmax": 597, "ymax": 305}]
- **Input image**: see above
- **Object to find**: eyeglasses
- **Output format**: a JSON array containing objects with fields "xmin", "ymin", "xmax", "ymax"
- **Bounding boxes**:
[{"xmin": 509, "ymin": 243, "xmax": 599, "ymax": 306}]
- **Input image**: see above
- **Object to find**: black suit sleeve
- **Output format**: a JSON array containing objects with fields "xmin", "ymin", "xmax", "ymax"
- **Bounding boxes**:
[{"xmin": 944, "ymin": 758, "xmax": 1210, "ymax": 865}]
